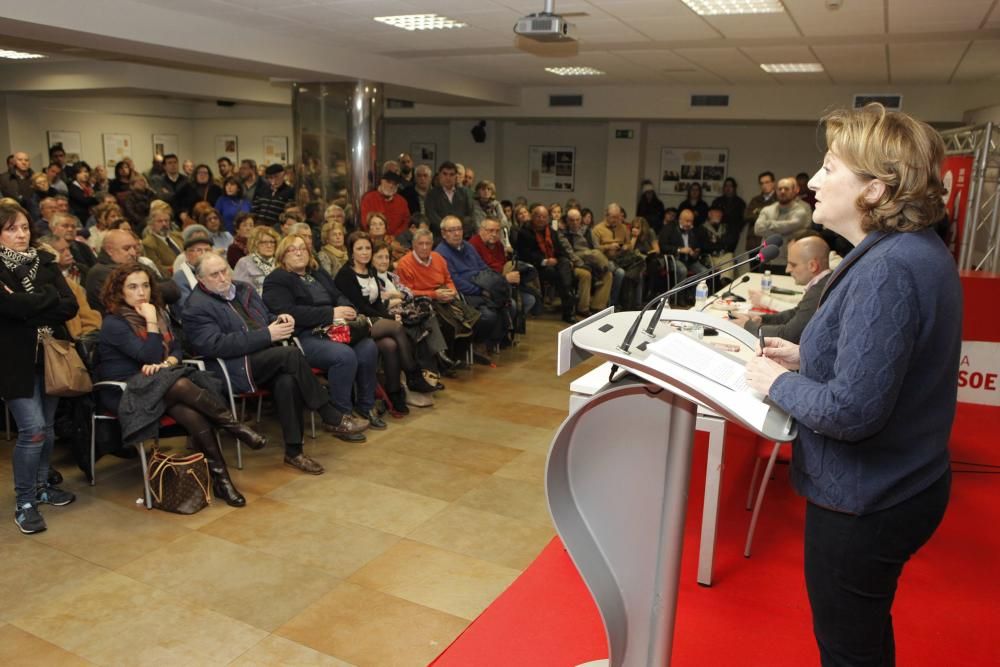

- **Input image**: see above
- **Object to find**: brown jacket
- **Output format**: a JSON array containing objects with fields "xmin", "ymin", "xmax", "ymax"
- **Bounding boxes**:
[{"xmin": 141, "ymin": 231, "xmax": 184, "ymax": 276}]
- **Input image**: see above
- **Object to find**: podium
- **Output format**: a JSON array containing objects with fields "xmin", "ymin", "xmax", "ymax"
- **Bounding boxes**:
[{"xmin": 549, "ymin": 307, "xmax": 797, "ymax": 667}]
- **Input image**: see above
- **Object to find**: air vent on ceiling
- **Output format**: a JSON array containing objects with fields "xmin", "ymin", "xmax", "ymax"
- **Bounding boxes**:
[
  {"xmin": 549, "ymin": 94, "xmax": 583, "ymax": 107},
  {"xmin": 387, "ymin": 98, "xmax": 415, "ymax": 109},
  {"xmin": 690, "ymin": 94, "xmax": 730, "ymax": 107},
  {"xmin": 853, "ymin": 94, "xmax": 902, "ymax": 111}
]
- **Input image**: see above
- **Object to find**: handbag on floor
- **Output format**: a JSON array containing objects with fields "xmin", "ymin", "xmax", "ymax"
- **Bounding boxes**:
[
  {"xmin": 39, "ymin": 331, "xmax": 94, "ymax": 397},
  {"xmin": 147, "ymin": 449, "xmax": 211, "ymax": 514}
]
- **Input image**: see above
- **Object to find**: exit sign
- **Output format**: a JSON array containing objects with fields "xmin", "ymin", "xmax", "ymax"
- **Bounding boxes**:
[{"xmin": 615, "ymin": 129, "xmax": 634, "ymax": 139}]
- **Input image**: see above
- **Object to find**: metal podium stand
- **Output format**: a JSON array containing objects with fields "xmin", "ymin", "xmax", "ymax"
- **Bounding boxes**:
[{"xmin": 549, "ymin": 309, "xmax": 797, "ymax": 667}]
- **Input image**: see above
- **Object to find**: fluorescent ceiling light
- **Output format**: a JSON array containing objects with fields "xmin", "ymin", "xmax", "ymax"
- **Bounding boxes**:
[
  {"xmin": 545, "ymin": 66, "xmax": 605, "ymax": 76},
  {"xmin": 374, "ymin": 14, "xmax": 466, "ymax": 31},
  {"xmin": 761, "ymin": 63, "xmax": 825, "ymax": 73},
  {"xmin": 0, "ymin": 48, "xmax": 45, "ymax": 60},
  {"xmin": 681, "ymin": 0, "xmax": 784, "ymax": 16}
]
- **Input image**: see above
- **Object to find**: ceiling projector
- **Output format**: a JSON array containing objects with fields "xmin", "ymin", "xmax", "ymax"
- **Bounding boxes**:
[{"xmin": 514, "ymin": 13, "xmax": 575, "ymax": 42}]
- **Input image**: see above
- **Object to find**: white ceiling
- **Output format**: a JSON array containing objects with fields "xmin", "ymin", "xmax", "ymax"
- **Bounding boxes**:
[
  {"xmin": 108, "ymin": 0, "xmax": 1000, "ymax": 87},
  {"xmin": 2, "ymin": 0, "xmax": 999, "ymax": 97}
]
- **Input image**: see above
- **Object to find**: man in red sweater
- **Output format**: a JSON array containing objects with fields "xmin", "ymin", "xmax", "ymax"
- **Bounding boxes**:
[
  {"xmin": 360, "ymin": 171, "xmax": 410, "ymax": 236},
  {"xmin": 469, "ymin": 217, "xmax": 539, "ymax": 316},
  {"xmin": 395, "ymin": 228, "xmax": 457, "ymax": 300}
]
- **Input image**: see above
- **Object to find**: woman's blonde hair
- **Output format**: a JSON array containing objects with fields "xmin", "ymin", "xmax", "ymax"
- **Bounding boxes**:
[
  {"xmin": 149, "ymin": 199, "xmax": 172, "ymax": 219},
  {"xmin": 275, "ymin": 233, "xmax": 317, "ymax": 271},
  {"xmin": 321, "ymin": 221, "xmax": 346, "ymax": 245},
  {"xmin": 247, "ymin": 225, "xmax": 279, "ymax": 255},
  {"xmin": 822, "ymin": 103, "xmax": 946, "ymax": 233}
]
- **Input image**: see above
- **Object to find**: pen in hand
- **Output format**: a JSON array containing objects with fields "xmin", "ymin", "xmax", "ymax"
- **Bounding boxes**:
[{"xmin": 757, "ymin": 327, "xmax": 766, "ymax": 357}]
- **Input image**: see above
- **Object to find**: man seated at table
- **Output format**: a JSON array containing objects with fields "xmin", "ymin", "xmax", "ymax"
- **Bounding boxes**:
[
  {"xmin": 184, "ymin": 253, "xmax": 369, "ymax": 474},
  {"xmin": 730, "ymin": 232, "xmax": 831, "ymax": 344}
]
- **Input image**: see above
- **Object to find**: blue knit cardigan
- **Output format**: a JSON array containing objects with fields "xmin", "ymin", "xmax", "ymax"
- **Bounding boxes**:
[{"xmin": 768, "ymin": 228, "xmax": 962, "ymax": 514}]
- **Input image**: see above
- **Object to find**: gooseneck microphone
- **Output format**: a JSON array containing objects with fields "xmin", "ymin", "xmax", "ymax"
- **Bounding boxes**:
[
  {"xmin": 617, "ymin": 243, "xmax": 780, "ymax": 354},
  {"xmin": 718, "ymin": 274, "xmax": 751, "ymax": 302}
]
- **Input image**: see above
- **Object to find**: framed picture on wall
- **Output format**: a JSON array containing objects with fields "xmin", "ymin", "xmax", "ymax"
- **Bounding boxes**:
[
  {"xmin": 410, "ymin": 142, "xmax": 436, "ymax": 172},
  {"xmin": 152, "ymin": 133, "xmax": 179, "ymax": 160},
  {"xmin": 659, "ymin": 147, "xmax": 728, "ymax": 197},
  {"xmin": 46, "ymin": 131, "xmax": 82, "ymax": 163},
  {"xmin": 528, "ymin": 145, "xmax": 575, "ymax": 192},
  {"xmin": 215, "ymin": 135, "xmax": 239, "ymax": 163},
  {"xmin": 102, "ymin": 133, "xmax": 132, "ymax": 169},
  {"xmin": 263, "ymin": 136, "xmax": 288, "ymax": 166}
]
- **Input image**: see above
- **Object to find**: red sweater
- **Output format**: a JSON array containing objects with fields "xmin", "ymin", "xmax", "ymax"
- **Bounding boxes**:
[
  {"xmin": 361, "ymin": 190, "xmax": 410, "ymax": 237},
  {"xmin": 395, "ymin": 251, "xmax": 456, "ymax": 298},
  {"xmin": 468, "ymin": 234, "xmax": 506, "ymax": 273}
]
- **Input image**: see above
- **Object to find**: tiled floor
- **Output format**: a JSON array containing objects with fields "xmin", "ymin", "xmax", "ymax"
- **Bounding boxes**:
[{"xmin": 1, "ymin": 318, "xmax": 598, "ymax": 666}]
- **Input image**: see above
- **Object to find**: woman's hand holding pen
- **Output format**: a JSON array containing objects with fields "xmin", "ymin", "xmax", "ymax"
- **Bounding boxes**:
[{"xmin": 744, "ymin": 336, "xmax": 798, "ymax": 396}]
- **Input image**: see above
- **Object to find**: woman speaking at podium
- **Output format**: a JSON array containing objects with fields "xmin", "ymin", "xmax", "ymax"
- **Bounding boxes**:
[{"xmin": 745, "ymin": 104, "xmax": 961, "ymax": 666}]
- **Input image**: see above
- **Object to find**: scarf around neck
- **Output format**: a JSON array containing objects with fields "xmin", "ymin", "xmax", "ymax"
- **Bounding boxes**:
[
  {"xmin": 0, "ymin": 244, "xmax": 40, "ymax": 293},
  {"xmin": 116, "ymin": 305, "xmax": 173, "ymax": 359},
  {"xmin": 534, "ymin": 225, "xmax": 555, "ymax": 260},
  {"xmin": 250, "ymin": 252, "xmax": 275, "ymax": 276}
]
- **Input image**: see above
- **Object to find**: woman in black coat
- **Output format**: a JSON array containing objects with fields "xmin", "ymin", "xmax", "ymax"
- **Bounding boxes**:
[
  {"xmin": 334, "ymin": 232, "xmax": 437, "ymax": 412},
  {"xmin": 0, "ymin": 201, "xmax": 79, "ymax": 534}
]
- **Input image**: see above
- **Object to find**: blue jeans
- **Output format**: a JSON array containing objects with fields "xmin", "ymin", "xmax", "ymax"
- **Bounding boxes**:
[
  {"xmin": 7, "ymin": 373, "xmax": 60, "ymax": 506},
  {"xmin": 298, "ymin": 334, "xmax": 377, "ymax": 414}
]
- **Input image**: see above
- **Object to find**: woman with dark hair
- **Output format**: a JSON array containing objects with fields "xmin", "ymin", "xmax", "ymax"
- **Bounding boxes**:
[
  {"xmin": 745, "ymin": 104, "xmax": 962, "ymax": 664},
  {"xmin": 122, "ymin": 174, "xmax": 155, "ymax": 233},
  {"xmin": 262, "ymin": 234, "xmax": 386, "ymax": 429},
  {"xmin": 193, "ymin": 203, "xmax": 233, "ymax": 251},
  {"xmin": 1, "ymin": 200, "xmax": 79, "ymax": 534},
  {"xmin": 677, "ymin": 182, "xmax": 708, "ymax": 225},
  {"xmin": 334, "ymin": 232, "xmax": 437, "ymax": 411},
  {"xmin": 108, "ymin": 161, "xmax": 133, "ymax": 202},
  {"xmin": 365, "ymin": 212, "xmax": 407, "ymax": 263},
  {"xmin": 636, "ymin": 179, "xmax": 666, "ymax": 234},
  {"xmin": 175, "ymin": 164, "xmax": 222, "ymax": 221},
  {"xmin": 68, "ymin": 164, "xmax": 99, "ymax": 222},
  {"xmin": 96, "ymin": 262, "xmax": 265, "ymax": 507},
  {"xmin": 227, "ymin": 212, "xmax": 255, "ymax": 268},
  {"xmin": 216, "ymin": 176, "xmax": 250, "ymax": 234},
  {"xmin": 710, "ymin": 176, "xmax": 747, "ymax": 233}
]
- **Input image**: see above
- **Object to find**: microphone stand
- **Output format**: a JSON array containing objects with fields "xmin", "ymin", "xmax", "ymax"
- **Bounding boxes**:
[
  {"xmin": 617, "ymin": 250, "xmax": 770, "ymax": 354},
  {"xmin": 718, "ymin": 274, "xmax": 751, "ymax": 302}
]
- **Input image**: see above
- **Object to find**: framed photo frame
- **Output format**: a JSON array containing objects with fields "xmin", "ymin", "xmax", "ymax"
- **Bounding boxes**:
[
  {"xmin": 152, "ymin": 133, "xmax": 179, "ymax": 160},
  {"xmin": 263, "ymin": 136, "xmax": 288, "ymax": 166},
  {"xmin": 410, "ymin": 142, "xmax": 437, "ymax": 172},
  {"xmin": 46, "ymin": 131, "xmax": 82, "ymax": 163},
  {"xmin": 102, "ymin": 133, "xmax": 132, "ymax": 169},
  {"xmin": 528, "ymin": 145, "xmax": 575, "ymax": 192},
  {"xmin": 659, "ymin": 147, "xmax": 729, "ymax": 197},
  {"xmin": 215, "ymin": 135, "xmax": 239, "ymax": 163}
]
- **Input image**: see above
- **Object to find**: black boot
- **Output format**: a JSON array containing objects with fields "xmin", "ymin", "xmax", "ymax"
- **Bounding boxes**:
[
  {"xmin": 436, "ymin": 351, "xmax": 460, "ymax": 372},
  {"xmin": 387, "ymin": 390, "xmax": 410, "ymax": 415},
  {"xmin": 192, "ymin": 427, "xmax": 245, "ymax": 507},
  {"xmin": 405, "ymin": 369, "xmax": 438, "ymax": 394},
  {"xmin": 190, "ymin": 388, "xmax": 267, "ymax": 450}
]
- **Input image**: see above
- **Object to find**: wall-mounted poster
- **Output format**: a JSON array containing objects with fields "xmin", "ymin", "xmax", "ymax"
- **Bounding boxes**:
[
  {"xmin": 102, "ymin": 133, "xmax": 132, "ymax": 169},
  {"xmin": 46, "ymin": 131, "xmax": 83, "ymax": 163},
  {"xmin": 528, "ymin": 145, "xmax": 575, "ymax": 192},
  {"xmin": 216, "ymin": 135, "xmax": 239, "ymax": 163},
  {"xmin": 263, "ymin": 136, "xmax": 289, "ymax": 166},
  {"xmin": 152, "ymin": 134, "xmax": 179, "ymax": 159},
  {"xmin": 410, "ymin": 142, "xmax": 436, "ymax": 172},
  {"xmin": 659, "ymin": 147, "xmax": 729, "ymax": 197}
]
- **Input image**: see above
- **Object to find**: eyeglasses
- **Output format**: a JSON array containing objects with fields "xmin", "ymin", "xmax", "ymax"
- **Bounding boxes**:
[
  {"xmin": 442, "ymin": 227, "xmax": 463, "ymax": 234},
  {"xmin": 257, "ymin": 239, "xmax": 276, "ymax": 246},
  {"xmin": 286, "ymin": 246, "xmax": 309, "ymax": 254}
]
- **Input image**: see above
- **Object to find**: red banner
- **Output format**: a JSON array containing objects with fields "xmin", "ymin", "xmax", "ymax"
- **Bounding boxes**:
[{"xmin": 942, "ymin": 155, "xmax": 974, "ymax": 261}]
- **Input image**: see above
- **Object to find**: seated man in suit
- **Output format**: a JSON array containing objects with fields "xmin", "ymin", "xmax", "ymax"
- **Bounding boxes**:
[
  {"xmin": 516, "ymin": 204, "xmax": 577, "ymax": 323},
  {"xmin": 85, "ymin": 229, "xmax": 180, "ymax": 314},
  {"xmin": 657, "ymin": 208, "xmax": 707, "ymax": 303},
  {"xmin": 140, "ymin": 206, "xmax": 184, "ymax": 276},
  {"xmin": 730, "ymin": 232, "xmax": 831, "ymax": 344},
  {"xmin": 184, "ymin": 253, "xmax": 368, "ymax": 475}
]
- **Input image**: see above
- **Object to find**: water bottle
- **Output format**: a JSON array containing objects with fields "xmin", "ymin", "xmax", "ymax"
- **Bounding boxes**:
[
  {"xmin": 694, "ymin": 280, "xmax": 709, "ymax": 308},
  {"xmin": 761, "ymin": 270, "xmax": 772, "ymax": 296}
]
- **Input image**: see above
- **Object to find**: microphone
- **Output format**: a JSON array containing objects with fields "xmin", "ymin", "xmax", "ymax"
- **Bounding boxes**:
[
  {"xmin": 617, "ymin": 244, "xmax": 778, "ymax": 353},
  {"xmin": 719, "ymin": 274, "xmax": 751, "ymax": 302}
]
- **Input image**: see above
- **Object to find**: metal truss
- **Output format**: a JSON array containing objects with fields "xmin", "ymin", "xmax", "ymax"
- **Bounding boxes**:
[{"xmin": 941, "ymin": 123, "xmax": 1000, "ymax": 272}]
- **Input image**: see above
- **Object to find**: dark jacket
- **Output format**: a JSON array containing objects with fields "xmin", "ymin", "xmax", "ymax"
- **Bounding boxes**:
[
  {"xmin": 96, "ymin": 313, "xmax": 183, "ymax": 412},
  {"xmin": 85, "ymin": 251, "xmax": 181, "ymax": 314},
  {"xmin": 636, "ymin": 193, "xmax": 666, "ymax": 233},
  {"xmin": 261, "ymin": 267, "xmax": 352, "ymax": 335},
  {"xmin": 0, "ymin": 250, "xmax": 79, "ymax": 399},
  {"xmin": 333, "ymin": 265, "xmax": 391, "ymax": 319},
  {"xmin": 658, "ymin": 223, "xmax": 703, "ymax": 260},
  {"xmin": 251, "ymin": 183, "xmax": 294, "ymax": 226},
  {"xmin": 183, "ymin": 281, "xmax": 275, "ymax": 395},
  {"xmin": 424, "ymin": 186, "xmax": 474, "ymax": 239},
  {"xmin": 516, "ymin": 226, "xmax": 571, "ymax": 270},
  {"xmin": 695, "ymin": 222, "xmax": 738, "ymax": 255},
  {"xmin": 68, "ymin": 182, "xmax": 99, "ymax": 222},
  {"xmin": 0, "ymin": 168, "xmax": 34, "ymax": 205},
  {"xmin": 743, "ymin": 272, "xmax": 830, "ymax": 344},
  {"xmin": 122, "ymin": 189, "xmax": 155, "ymax": 231},
  {"xmin": 678, "ymin": 199, "xmax": 709, "ymax": 225}
]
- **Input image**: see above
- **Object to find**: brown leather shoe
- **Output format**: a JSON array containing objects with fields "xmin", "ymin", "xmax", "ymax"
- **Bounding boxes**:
[
  {"xmin": 284, "ymin": 453, "xmax": 325, "ymax": 475},
  {"xmin": 323, "ymin": 414, "xmax": 369, "ymax": 435}
]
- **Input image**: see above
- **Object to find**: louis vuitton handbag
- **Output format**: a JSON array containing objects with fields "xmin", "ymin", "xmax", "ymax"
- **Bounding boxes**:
[{"xmin": 147, "ymin": 450, "xmax": 211, "ymax": 514}]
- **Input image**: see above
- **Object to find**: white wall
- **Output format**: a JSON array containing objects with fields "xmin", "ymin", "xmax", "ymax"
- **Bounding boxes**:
[{"xmin": 384, "ymin": 121, "xmax": 451, "ymax": 174}]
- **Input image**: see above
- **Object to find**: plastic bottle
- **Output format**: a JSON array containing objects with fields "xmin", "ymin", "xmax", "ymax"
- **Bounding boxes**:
[
  {"xmin": 691, "ymin": 280, "xmax": 709, "ymax": 339},
  {"xmin": 761, "ymin": 270, "xmax": 773, "ymax": 296}
]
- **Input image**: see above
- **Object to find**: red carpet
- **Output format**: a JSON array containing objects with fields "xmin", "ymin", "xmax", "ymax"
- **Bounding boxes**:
[{"xmin": 431, "ymin": 403, "xmax": 1000, "ymax": 666}]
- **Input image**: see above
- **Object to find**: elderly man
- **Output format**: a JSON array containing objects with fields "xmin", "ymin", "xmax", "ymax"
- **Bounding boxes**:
[
  {"xmin": 40, "ymin": 235, "xmax": 102, "ymax": 339},
  {"xmin": 424, "ymin": 161, "xmax": 474, "ymax": 240},
  {"xmin": 85, "ymin": 229, "xmax": 180, "ymax": 313},
  {"xmin": 659, "ymin": 208, "xmax": 707, "ymax": 303},
  {"xmin": 184, "ymin": 254, "xmax": 368, "ymax": 473},
  {"xmin": 435, "ymin": 216, "xmax": 509, "ymax": 348},
  {"xmin": 172, "ymin": 236, "xmax": 214, "ymax": 316},
  {"xmin": 563, "ymin": 208, "xmax": 613, "ymax": 316},
  {"xmin": 141, "ymin": 207, "xmax": 184, "ymax": 276},
  {"xmin": 0, "ymin": 151, "xmax": 34, "ymax": 206},
  {"xmin": 402, "ymin": 164, "xmax": 432, "ymax": 217},
  {"xmin": 591, "ymin": 203, "xmax": 634, "ymax": 306},
  {"xmin": 469, "ymin": 216, "xmax": 538, "ymax": 316},
  {"xmin": 696, "ymin": 204, "xmax": 738, "ymax": 284},
  {"xmin": 731, "ymin": 233, "xmax": 831, "ymax": 344},
  {"xmin": 50, "ymin": 212, "xmax": 95, "ymax": 270},
  {"xmin": 251, "ymin": 163, "xmax": 294, "ymax": 227},
  {"xmin": 34, "ymin": 197, "xmax": 59, "ymax": 237},
  {"xmin": 754, "ymin": 176, "xmax": 812, "ymax": 274},
  {"xmin": 361, "ymin": 171, "xmax": 410, "ymax": 236},
  {"xmin": 171, "ymin": 224, "xmax": 212, "ymax": 274},
  {"xmin": 516, "ymin": 204, "xmax": 577, "ymax": 324}
]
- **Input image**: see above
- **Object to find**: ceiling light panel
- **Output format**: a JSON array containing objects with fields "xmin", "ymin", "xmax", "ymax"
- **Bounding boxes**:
[
  {"xmin": 545, "ymin": 66, "xmax": 606, "ymax": 76},
  {"xmin": 0, "ymin": 48, "xmax": 45, "ymax": 60},
  {"xmin": 681, "ymin": 0, "xmax": 785, "ymax": 16},
  {"xmin": 373, "ymin": 14, "xmax": 466, "ymax": 31},
  {"xmin": 760, "ymin": 63, "xmax": 825, "ymax": 73}
]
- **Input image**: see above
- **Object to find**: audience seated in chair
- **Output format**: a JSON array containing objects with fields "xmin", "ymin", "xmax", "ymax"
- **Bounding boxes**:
[
  {"xmin": 85, "ymin": 229, "xmax": 180, "ymax": 314},
  {"xmin": 516, "ymin": 204, "xmax": 577, "ymax": 324}
]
